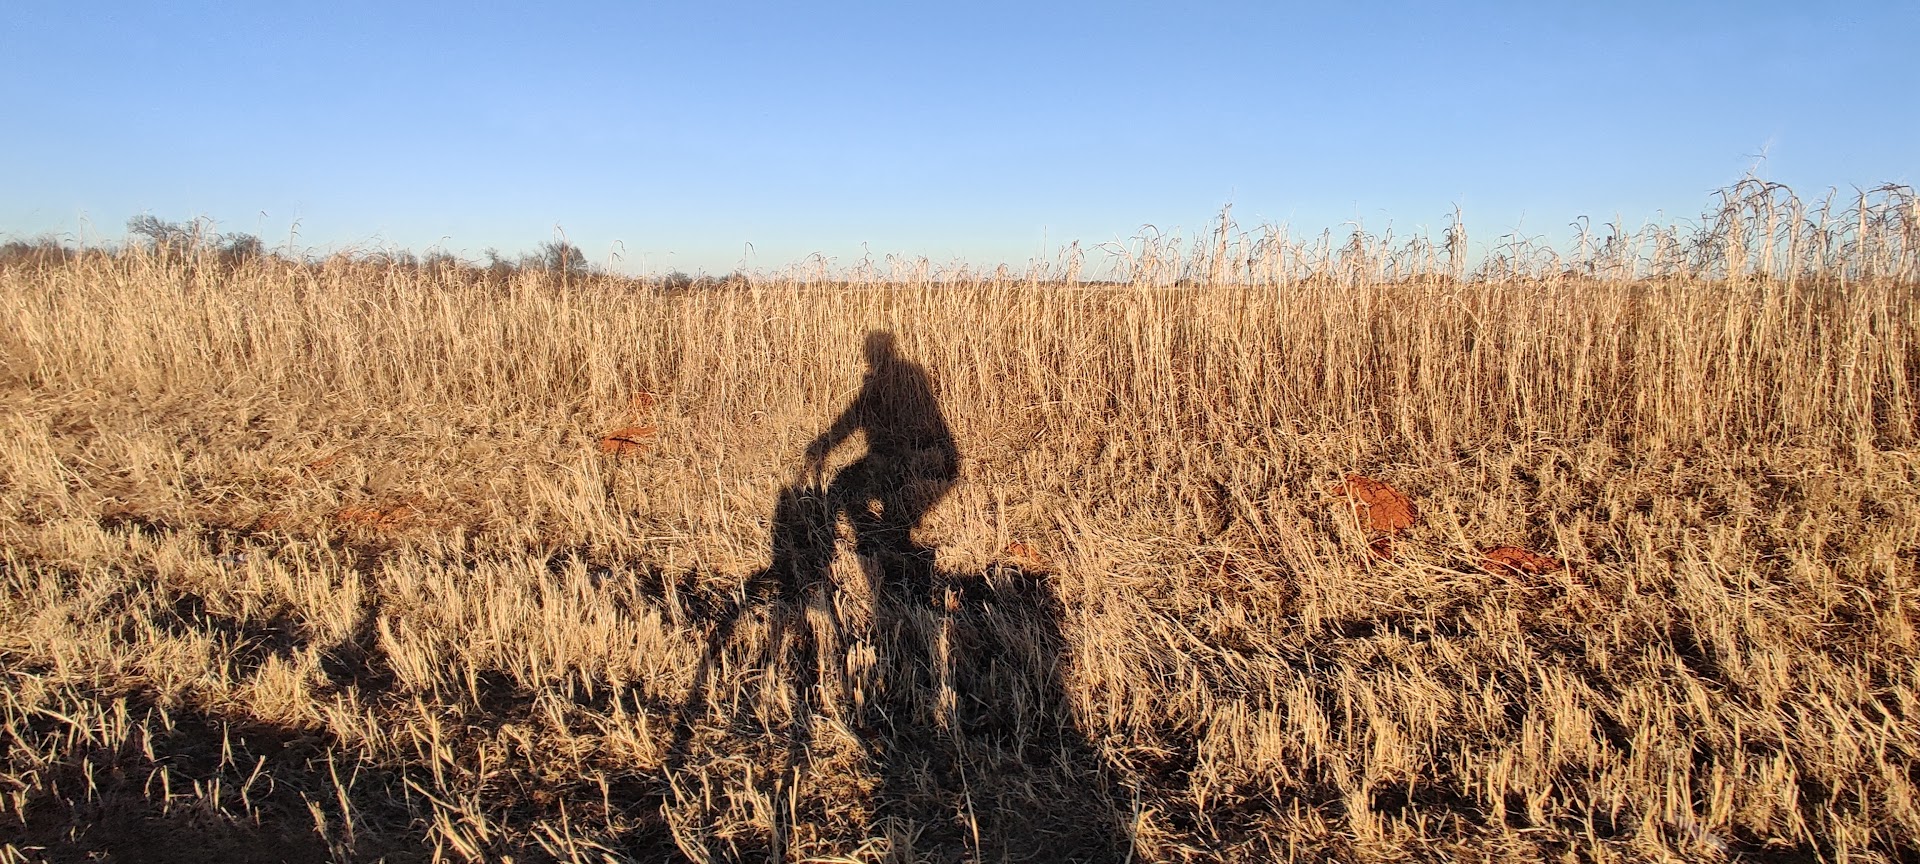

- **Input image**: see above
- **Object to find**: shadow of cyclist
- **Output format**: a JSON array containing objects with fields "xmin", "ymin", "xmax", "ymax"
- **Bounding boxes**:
[
  {"xmin": 667, "ymin": 330, "xmax": 1125, "ymax": 861},
  {"xmin": 801, "ymin": 331, "xmax": 959, "ymax": 604},
  {"xmin": 802, "ymin": 331, "xmax": 1124, "ymax": 860}
]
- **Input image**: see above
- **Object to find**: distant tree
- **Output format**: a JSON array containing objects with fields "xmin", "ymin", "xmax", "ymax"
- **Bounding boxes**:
[
  {"xmin": 483, "ymin": 248, "xmax": 517, "ymax": 281},
  {"xmin": 127, "ymin": 215, "xmax": 200, "ymax": 256},
  {"xmin": 0, "ymin": 237, "xmax": 73, "ymax": 268},
  {"xmin": 128, "ymin": 216, "xmax": 266, "ymax": 267},
  {"xmin": 535, "ymin": 240, "xmax": 590, "ymax": 278},
  {"xmin": 217, "ymin": 232, "xmax": 264, "ymax": 265},
  {"xmin": 422, "ymin": 250, "xmax": 461, "ymax": 275},
  {"xmin": 660, "ymin": 271, "xmax": 694, "ymax": 291}
]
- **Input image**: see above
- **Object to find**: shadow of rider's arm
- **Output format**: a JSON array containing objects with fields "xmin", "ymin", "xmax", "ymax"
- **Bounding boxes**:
[{"xmin": 803, "ymin": 396, "xmax": 863, "ymax": 477}]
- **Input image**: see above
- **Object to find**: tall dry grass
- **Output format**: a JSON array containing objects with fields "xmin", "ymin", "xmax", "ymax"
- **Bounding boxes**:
[{"xmin": 1, "ymin": 181, "xmax": 1918, "ymax": 862}]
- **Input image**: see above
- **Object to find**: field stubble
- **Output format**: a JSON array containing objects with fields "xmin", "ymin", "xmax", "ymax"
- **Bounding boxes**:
[{"xmin": 2, "ymin": 185, "xmax": 1919, "ymax": 862}]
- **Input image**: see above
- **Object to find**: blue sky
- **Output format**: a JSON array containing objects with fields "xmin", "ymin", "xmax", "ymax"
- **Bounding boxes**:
[{"xmin": 3, "ymin": 1, "xmax": 1914, "ymax": 274}]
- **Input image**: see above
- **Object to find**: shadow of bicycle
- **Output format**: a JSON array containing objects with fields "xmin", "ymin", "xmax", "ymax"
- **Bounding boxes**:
[{"xmin": 663, "ymin": 330, "xmax": 1126, "ymax": 862}]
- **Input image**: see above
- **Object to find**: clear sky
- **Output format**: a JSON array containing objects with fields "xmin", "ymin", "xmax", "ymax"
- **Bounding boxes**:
[{"xmin": 3, "ymin": 1, "xmax": 1914, "ymax": 274}]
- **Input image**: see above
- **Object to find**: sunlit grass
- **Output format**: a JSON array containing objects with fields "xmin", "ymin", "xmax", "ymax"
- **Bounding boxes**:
[{"xmin": 1, "ymin": 180, "xmax": 1916, "ymax": 862}]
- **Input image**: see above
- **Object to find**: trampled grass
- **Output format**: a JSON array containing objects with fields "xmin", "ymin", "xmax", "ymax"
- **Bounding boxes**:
[{"xmin": 1, "ymin": 181, "xmax": 1917, "ymax": 862}]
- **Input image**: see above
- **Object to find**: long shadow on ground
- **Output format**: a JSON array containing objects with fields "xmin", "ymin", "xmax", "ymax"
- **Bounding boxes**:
[{"xmin": 662, "ymin": 330, "xmax": 1125, "ymax": 861}]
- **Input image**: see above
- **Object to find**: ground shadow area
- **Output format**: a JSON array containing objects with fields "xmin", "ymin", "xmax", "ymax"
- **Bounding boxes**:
[{"xmin": 671, "ymin": 331, "xmax": 1127, "ymax": 862}]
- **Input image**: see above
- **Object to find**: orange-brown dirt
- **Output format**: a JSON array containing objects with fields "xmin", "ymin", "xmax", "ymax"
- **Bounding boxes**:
[
  {"xmin": 334, "ymin": 501, "xmax": 422, "ymax": 531},
  {"xmin": 1003, "ymin": 540, "xmax": 1046, "ymax": 570},
  {"xmin": 598, "ymin": 424, "xmax": 658, "ymax": 455},
  {"xmin": 1329, "ymin": 475, "xmax": 1419, "ymax": 534}
]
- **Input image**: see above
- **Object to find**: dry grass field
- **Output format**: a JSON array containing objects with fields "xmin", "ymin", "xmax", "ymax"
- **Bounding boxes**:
[{"xmin": 2, "ymin": 182, "xmax": 1918, "ymax": 862}]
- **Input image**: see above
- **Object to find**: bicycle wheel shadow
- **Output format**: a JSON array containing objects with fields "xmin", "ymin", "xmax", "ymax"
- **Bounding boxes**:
[{"xmin": 666, "ymin": 331, "xmax": 1127, "ymax": 862}]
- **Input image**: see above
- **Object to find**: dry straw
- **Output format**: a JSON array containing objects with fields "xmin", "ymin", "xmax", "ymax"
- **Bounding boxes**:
[{"xmin": 0, "ymin": 181, "xmax": 1916, "ymax": 861}]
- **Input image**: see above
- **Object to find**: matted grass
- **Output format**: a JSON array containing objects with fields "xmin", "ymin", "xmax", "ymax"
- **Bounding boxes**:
[{"xmin": 2, "ymin": 182, "xmax": 1918, "ymax": 862}]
